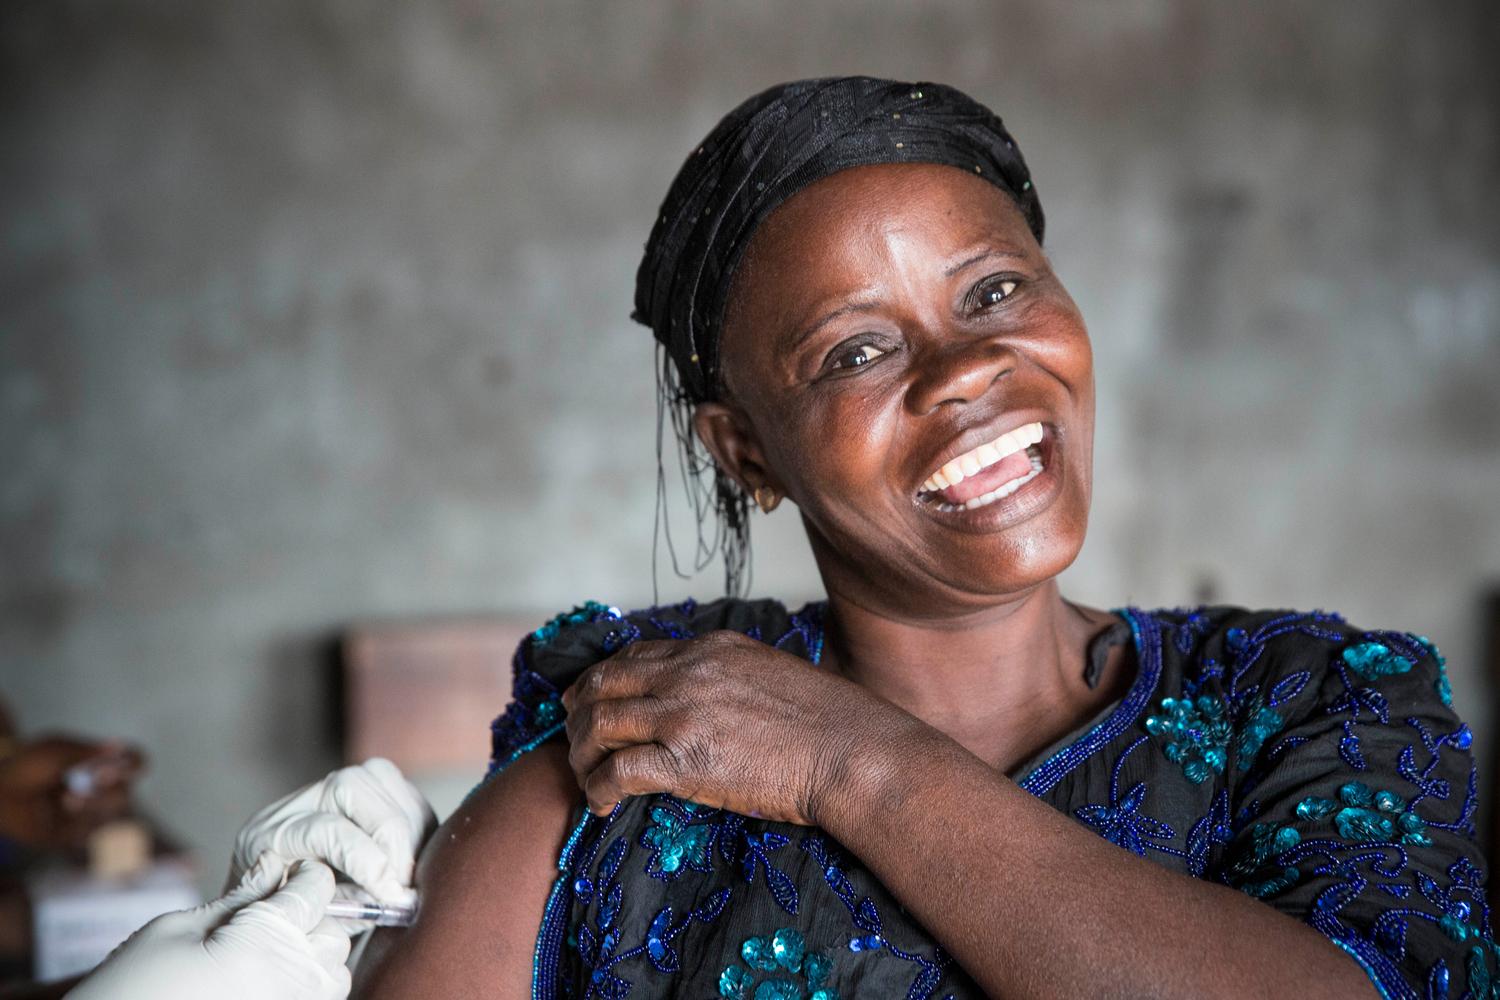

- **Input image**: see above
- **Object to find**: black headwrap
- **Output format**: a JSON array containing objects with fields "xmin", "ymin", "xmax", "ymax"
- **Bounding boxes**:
[{"xmin": 633, "ymin": 76, "xmax": 1046, "ymax": 594}]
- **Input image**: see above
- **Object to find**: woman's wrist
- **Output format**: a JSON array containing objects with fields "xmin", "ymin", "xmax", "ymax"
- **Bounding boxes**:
[{"xmin": 808, "ymin": 708, "xmax": 958, "ymax": 837}]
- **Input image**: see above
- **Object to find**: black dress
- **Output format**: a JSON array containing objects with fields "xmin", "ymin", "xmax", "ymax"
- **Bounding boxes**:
[{"xmin": 484, "ymin": 599, "xmax": 1488, "ymax": 1000}]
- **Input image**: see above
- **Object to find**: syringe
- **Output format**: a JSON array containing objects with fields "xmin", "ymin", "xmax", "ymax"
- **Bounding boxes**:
[{"xmin": 325, "ymin": 897, "xmax": 419, "ymax": 927}]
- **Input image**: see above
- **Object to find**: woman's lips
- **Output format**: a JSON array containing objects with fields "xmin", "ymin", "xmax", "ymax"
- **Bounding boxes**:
[{"xmin": 914, "ymin": 427, "xmax": 1062, "ymax": 529}]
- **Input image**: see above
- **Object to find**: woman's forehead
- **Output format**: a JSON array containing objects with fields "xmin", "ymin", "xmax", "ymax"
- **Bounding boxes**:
[{"xmin": 732, "ymin": 163, "xmax": 1034, "ymax": 312}]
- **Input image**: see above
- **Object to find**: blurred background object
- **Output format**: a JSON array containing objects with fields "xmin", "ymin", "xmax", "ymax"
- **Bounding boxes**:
[
  {"xmin": 342, "ymin": 616, "xmax": 532, "ymax": 817},
  {"xmin": 1, "ymin": 0, "xmax": 1497, "ymax": 981},
  {"xmin": 0, "ymin": 702, "xmax": 196, "ymax": 984}
]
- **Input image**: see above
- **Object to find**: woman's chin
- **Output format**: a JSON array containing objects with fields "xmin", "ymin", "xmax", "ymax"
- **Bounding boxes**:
[{"xmin": 912, "ymin": 498, "xmax": 1090, "ymax": 604}]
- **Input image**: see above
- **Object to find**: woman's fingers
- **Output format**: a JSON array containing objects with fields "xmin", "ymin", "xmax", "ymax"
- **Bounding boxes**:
[
  {"xmin": 609, "ymin": 638, "xmax": 686, "ymax": 660},
  {"xmin": 562, "ymin": 630, "xmax": 757, "ymax": 712},
  {"xmin": 561, "ymin": 650, "xmax": 680, "ymax": 712},
  {"xmin": 581, "ymin": 744, "xmax": 679, "ymax": 815},
  {"xmin": 566, "ymin": 697, "xmax": 668, "ymax": 779}
]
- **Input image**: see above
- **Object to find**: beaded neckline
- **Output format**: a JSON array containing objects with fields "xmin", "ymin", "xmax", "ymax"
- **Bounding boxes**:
[
  {"xmin": 1016, "ymin": 607, "xmax": 1162, "ymax": 796},
  {"xmin": 799, "ymin": 600, "xmax": 1159, "ymax": 797}
]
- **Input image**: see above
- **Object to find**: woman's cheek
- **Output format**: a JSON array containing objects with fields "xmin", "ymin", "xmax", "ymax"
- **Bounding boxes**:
[{"xmin": 777, "ymin": 385, "xmax": 899, "ymax": 502}]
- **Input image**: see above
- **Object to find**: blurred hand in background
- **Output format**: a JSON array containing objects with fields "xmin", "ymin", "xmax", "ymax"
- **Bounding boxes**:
[{"xmin": 0, "ymin": 703, "xmax": 145, "ymax": 850}]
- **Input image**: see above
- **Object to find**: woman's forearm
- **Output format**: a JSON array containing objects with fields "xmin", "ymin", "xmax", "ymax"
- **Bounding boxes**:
[{"xmin": 816, "ymin": 727, "xmax": 1378, "ymax": 1000}]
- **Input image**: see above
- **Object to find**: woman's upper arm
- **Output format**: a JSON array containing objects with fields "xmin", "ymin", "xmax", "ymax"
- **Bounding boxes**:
[{"xmin": 352, "ymin": 742, "xmax": 580, "ymax": 1000}]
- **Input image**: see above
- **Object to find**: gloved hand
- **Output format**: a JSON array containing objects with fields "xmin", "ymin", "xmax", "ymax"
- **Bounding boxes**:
[
  {"xmin": 67, "ymin": 854, "xmax": 350, "ymax": 1000},
  {"xmin": 228, "ymin": 757, "xmax": 435, "ymax": 909}
]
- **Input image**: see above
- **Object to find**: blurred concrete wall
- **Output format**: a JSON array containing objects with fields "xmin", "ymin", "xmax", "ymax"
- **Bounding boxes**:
[{"xmin": 2, "ymin": 1, "xmax": 1497, "ymax": 884}]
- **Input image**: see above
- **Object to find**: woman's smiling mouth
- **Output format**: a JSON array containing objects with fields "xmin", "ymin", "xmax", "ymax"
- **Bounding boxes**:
[{"xmin": 917, "ymin": 420, "xmax": 1054, "ymax": 512}]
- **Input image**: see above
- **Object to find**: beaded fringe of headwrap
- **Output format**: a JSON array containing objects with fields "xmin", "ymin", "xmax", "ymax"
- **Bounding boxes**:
[{"xmin": 633, "ymin": 76, "xmax": 1045, "ymax": 596}]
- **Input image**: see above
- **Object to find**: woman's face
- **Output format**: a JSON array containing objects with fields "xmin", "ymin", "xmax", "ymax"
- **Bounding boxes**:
[{"xmin": 697, "ymin": 162, "xmax": 1094, "ymax": 615}]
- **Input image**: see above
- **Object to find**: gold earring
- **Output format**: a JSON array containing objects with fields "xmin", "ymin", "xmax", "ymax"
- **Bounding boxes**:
[{"xmin": 753, "ymin": 486, "xmax": 781, "ymax": 514}]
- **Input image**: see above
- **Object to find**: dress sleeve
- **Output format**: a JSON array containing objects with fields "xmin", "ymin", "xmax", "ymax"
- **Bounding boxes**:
[
  {"xmin": 484, "ymin": 601, "xmax": 641, "ymax": 779},
  {"xmin": 1215, "ymin": 629, "xmax": 1493, "ymax": 998},
  {"xmin": 479, "ymin": 597, "xmax": 820, "ymax": 781}
]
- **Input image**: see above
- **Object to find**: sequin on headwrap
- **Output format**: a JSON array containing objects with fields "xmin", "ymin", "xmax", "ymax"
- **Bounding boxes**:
[{"xmin": 633, "ymin": 76, "xmax": 1046, "ymax": 594}]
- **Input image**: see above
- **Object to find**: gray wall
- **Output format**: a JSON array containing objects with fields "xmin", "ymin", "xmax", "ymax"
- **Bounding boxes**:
[{"xmin": 3, "ymin": 1, "xmax": 1498, "ymax": 890}]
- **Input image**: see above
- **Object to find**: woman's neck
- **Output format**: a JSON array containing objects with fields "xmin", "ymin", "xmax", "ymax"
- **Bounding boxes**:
[{"xmin": 816, "ymin": 579, "xmax": 1127, "ymax": 772}]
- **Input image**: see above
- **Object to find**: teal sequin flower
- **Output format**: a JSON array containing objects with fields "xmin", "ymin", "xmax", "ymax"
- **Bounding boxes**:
[
  {"xmin": 1145, "ymin": 695, "xmax": 1233, "ymax": 783},
  {"xmin": 1295, "ymin": 781, "xmax": 1431, "ymax": 846},
  {"xmin": 1341, "ymin": 641, "xmax": 1414, "ymax": 681},
  {"xmin": 532, "ymin": 601, "xmax": 612, "ymax": 646},
  {"xmin": 1228, "ymin": 823, "xmax": 1302, "ymax": 898},
  {"xmin": 804, "ymin": 952, "xmax": 832, "ymax": 991},
  {"xmin": 719, "ymin": 965, "xmax": 754, "ymax": 999},
  {"xmin": 1234, "ymin": 700, "xmax": 1284, "ymax": 773},
  {"xmin": 720, "ymin": 930, "xmax": 838, "ymax": 1000},
  {"xmin": 1145, "ymin": 690, "xmax": 1284, "ymax": 783},
  {"xmin": 771, "ymin": 927, "xmax": 805, "ymax": 972},
  {"xmin": 642, "ymin": 802, "xmax": 713, "ymax": 877},
  {"xmin": 742, "ymin": 935, "xmax": 779, "ymax": 972}
]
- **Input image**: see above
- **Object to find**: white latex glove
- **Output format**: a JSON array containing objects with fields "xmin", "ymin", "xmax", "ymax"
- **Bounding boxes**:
[
  {"xmin": 228, "ymin": 757, "xmax": 435, "ymax": 908},
  {"xmin": 68, "ymin": 854, "xmax": 350, "ymax": 1000}
]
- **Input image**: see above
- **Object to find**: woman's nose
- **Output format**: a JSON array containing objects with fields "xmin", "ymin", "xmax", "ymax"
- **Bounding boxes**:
[{"xmin": 905, "ymin": 337, "xmax": 1018, "ymax": 415}]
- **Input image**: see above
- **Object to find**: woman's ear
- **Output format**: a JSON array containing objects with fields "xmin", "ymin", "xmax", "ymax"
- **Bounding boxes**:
[{"xmin": 692, "ymin": 402, "xmax": 781, "ymax": 499}]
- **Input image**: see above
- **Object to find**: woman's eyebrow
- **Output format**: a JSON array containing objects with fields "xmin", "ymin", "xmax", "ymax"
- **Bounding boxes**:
[
  {"xmin": 788, "ymin": 299, "xmax": 883, "ymax": 349},
  {"xmin": 943, "ymin": 247, "xmax": 1027, "ymax": 277},
  {"xmin": 784, "ymin": 246, "xmax": 1026, "ymax": 349}
]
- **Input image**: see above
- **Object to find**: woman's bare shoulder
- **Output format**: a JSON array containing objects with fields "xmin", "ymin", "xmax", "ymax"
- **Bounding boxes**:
[{"xmin": 352, "ymin": 742, "xmax": 579, "ymax": 999}]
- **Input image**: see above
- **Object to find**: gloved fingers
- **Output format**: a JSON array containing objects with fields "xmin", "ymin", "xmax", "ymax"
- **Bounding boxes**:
[
  {"xmin": 206, "ymin": 865, "xmax": 349, "ymax": 1000},
  {"xmin": 276, "ymin": 811, "xmax": 412, "ymax": 905},
  {"xmin": 228, "ymin": 759, "xmax": 434, "ymax": 900},
  {"xmin": 320, "ymin": 763, "xmax": 429, "ymax": 896},
  {"xmin": 324, "ymin": 760, "xmax": 429, "ymax": 862},
  {"xmin": 307, "ymin": 914, "xmax": 353, "ymax": 970},
  {"xmin": 361, "ymin": 757, "xmax": 439, "ymax": 840},
  {"xmin": 244, "ymin": 858, "xmax": 337, "ymax": 934},
  {"xmin": 211, "ymin": 852, "xmax": 292, "ymax": 918},
  {"xmin": 208, "ymin": 910, "xmax": 350, "ymax": 1000},
  {"xmin": 228, "ymin": 777, "xmax": 322, "ymax": 884},
  {"xmin": 238, "ymin": 852, "xmax": 290, "ymax": 896},
  {"xmin": 320, "ymin": 960, "xmax": 353, "ymax": 1000}
]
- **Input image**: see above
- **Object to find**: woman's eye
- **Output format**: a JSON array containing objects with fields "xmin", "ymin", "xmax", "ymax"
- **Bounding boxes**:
[
  {"xmin": 973, "ymin": 277, "xmax": 1019, "ymax": 309},
  {"xmin": 829, "ymin": 343, "xmax": 887, "ymax": 370},
  {"xmin": 832, "ymin": 344, "xmax": 887, "ymax": 370}
]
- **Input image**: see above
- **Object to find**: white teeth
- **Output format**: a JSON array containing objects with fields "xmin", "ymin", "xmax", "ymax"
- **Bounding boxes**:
[
  {"xmin": 921, "ymin": 474, "xmax": 939, "ymax": 493},
  {"xmin": 961, "ymin": 449, "xmax": 1045, "ymax": 509},
  {"xmin": 921, "ymin": 421, "xmax": 1045, "ymax": 492},
  {"xmin": 931, "ymin": 445, "xmax": 1046, "ymax": 512}
]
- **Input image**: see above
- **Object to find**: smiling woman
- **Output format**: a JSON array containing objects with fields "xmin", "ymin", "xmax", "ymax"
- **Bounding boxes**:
[{"xmin": 351, "ymin": 78, "xmax": 1487, "ymax": 1000}]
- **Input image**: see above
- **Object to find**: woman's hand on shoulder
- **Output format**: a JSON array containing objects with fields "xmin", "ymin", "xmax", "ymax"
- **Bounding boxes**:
[{"xmin": 560, "ymin": 630, "xmax": 919, "ymax": 826}]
